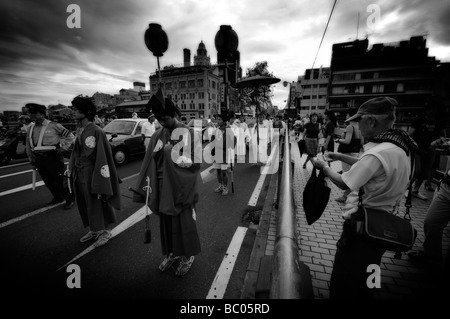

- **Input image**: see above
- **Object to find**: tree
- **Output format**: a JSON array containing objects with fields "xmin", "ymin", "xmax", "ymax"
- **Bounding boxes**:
[{"xmin": 240, "ymin": 61, "xmax": 275, "ymax": 114}]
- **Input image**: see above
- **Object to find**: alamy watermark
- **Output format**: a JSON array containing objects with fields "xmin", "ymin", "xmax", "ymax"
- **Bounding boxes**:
[
  {"xmin": 66, "ymin": 264, "xmax": 81, "ymax": 288},
  {"xmin": 166, "ymin": 126, "xmax": 280, "ymax": 173},
  {"xmin": 366, "ymin": 264, "xmax": 381, "ymax": 289},
  {"xmin": 66, "ymin": 4, "xmax": 81, "ymax": 29}
]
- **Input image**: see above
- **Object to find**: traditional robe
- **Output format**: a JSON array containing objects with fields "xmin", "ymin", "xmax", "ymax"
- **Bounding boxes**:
[
  {"xmin": 69, "ymin": 123, "xmax": 121, "ymax": 231},
  {"xmin": 133, "ymin": 122, "xmax": 201, "ymax": 257}
]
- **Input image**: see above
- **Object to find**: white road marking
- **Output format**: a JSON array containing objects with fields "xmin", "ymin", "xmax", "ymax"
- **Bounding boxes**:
[
  {"xmin": 248, "ymin": 143, "xmax": 279, "ymax": 207},
  {"xmin": 0, "ymin": 162, "xmax": 29, "ymax": 169},
  {"xmin": 206, "ymin": 226, "xmax": 248, "ymax": 299},
  {"xmin": 0, "ymin": 202, "xmax": 64, "ymax": 229},
  {"xmin": 248, "ymin": 173, "xmax": 266, "ymax": 207},
  {"xmin": 0, "ymin": 169, "xmax": 33, "ymax": 179},
  {"xmin": 0, "ymin": 172, "xmax": 142, "ymax": 228},
  {"xmin": 0, "ymin": 181, "xmax": 45, "ymax": 196},
  {"xmin": 56, "ymin": 205, "xmax": 151, "ymax": 272}
]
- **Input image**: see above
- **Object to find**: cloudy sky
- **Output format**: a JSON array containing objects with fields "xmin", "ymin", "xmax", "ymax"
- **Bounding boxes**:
[{"xmin": 1, "ymin": 0, "xmax": 449, "ymax": 113}]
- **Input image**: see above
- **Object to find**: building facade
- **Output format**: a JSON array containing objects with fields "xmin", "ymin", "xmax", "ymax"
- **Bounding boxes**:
[
  {"xmin": 149, "ymin": 42, "xmax": 223, "ymax": 122},
  {"xmin": 328, "ymin": 36, "xmax": 440, "ymax": 126},
  {"xmin": 297, "ymin": 68, "xmax": 330, "ymax": 117}
]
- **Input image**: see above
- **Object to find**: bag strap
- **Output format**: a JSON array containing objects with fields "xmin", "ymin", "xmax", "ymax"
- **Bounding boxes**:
[{"xmin": 403, "ymin": 152, "xmax": 415, "ymax": 221}]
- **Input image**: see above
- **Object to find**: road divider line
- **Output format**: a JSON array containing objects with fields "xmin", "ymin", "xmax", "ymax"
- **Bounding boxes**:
[
  {"xmin": 206, "ymin": 226, "xmax": 248, "ymax": 299},
  {"xmin": 56, "ymin": 205, "xmax": 151, "ymax": 272},
  {"xmin": 0, "ymin": 169, "xmax": 33, "ymax": 179},
  {"xmin": 248, "ymin": 143, "xmax": 279, "ymax": 207},
  {"xmin": 0, "ymin": 181, "xmax": 45, "ymax": 196},
  {"xmin": 0, "ymin": 172, "xmax": 142, "ymax": 229},
  {"xmin": 0, "ymin": 202, "xmax": 64, "ymax": 229}
]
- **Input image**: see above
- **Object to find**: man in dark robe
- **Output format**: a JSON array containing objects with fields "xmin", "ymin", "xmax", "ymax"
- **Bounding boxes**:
[
  {"xmin": 132, "ymin": 90, "xmax": 201, "ymax": 276},
  {"xmin": 69, "ymin": 97, "xmax": 121, "ymax": 247}
]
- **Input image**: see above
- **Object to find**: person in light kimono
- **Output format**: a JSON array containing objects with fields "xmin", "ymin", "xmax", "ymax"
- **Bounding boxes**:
[
  {"xmin": 132, "ymin": 90, "xmax": 201, "ymax": 276},
  {"xmin": 69, "ymin": 97, "xmax": 121, "ymax": 247}
]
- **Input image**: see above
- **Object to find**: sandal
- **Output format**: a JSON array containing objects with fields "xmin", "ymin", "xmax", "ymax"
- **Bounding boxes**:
[
  {"xmin": 158, "ymin": 253, "xmax": 179, "ymax": 272},
  {"xmin": 93, "ymin": 230, "xmax": 112, "ymax": 247},
  {"xmin": 79, "ymin": 230, "xmax": 101, "ymax": 243},
  {"xmin": 175, "ymin": 256, "xmax": 195, "ymax": 276}
]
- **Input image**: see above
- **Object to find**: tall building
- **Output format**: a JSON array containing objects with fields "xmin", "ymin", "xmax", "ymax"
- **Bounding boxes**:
[
  {"xmin": 149, "ymin": 42, "xmax": 221, "ymax": 121},
  {"xmin": 297, "ymin": 67, "xmax": 330, "ymax": 117},
  {"xmin": 194, "ymin": 41, "xmax": 211, "ymax": 66},
  {"xmin": 328, "ymin": 36, "xmax": 440, "ymax": 126}
]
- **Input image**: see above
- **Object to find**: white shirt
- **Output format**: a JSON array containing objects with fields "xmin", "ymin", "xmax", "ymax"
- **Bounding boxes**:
[
  {"xmin": 341, "ymin": 142, "xmax": 411, "ymax": 212},
  {"xmin": 141, "ymin": 121, "xmax": 156, "ymax": 137}
]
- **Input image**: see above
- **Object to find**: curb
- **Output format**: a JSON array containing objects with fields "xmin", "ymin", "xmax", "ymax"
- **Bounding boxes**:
[{"xmin": 240, "ymin": 169, "xmax": 278, "ymax": 299}]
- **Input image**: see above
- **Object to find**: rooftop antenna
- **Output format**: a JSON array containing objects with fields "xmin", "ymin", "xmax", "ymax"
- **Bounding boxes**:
[{"xmin": 356, "ymin": 11, "xmax": 360, "ymax": 40}]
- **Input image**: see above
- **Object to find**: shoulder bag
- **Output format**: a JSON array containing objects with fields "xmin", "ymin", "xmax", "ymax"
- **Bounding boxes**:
[
  {"xmin": 337, "ymin": 125, "xmax": 361, "ymax": 153},
  {"xmin": 351, "ymin": 156, "xmax": 417, "ymax": 258}
]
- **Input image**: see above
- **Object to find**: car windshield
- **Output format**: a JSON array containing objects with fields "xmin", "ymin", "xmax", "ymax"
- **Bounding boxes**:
[{"xmin": 103, "ymin": 120, "xmax": 136, "ymax": 135}]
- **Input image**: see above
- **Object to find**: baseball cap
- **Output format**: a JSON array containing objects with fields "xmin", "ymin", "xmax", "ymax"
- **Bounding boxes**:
[{"xmin": 346, "ymin": 97, "xmax": 397, "ymax": 123}]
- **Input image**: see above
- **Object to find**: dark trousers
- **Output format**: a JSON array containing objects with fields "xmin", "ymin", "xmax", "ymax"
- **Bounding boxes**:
[
  {"xmin": 35, "ymin": 151, "xmax": 72, "ymax": 203},
  {"xmin": 330, "ymin": 220, "xmax": 385, "ymax": 299}
]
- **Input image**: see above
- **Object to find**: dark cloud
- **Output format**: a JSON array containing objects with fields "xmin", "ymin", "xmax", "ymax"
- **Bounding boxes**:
[{"xmin": 0, "ymin": 0, "xmax": 449, "ymax": 111}]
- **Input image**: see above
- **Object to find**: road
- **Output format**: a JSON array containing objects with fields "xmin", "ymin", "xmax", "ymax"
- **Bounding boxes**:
[{"xmin": 0, "ymin": 149, "xmax": 273, "ymax": 300}]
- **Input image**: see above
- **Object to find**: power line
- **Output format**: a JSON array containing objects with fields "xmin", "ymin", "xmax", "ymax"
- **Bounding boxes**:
[{"xmin": 311, "ymin": 0, "xmax": 338, "ymax": 71}]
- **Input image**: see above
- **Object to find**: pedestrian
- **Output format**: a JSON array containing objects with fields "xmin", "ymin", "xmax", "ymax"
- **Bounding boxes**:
[
  {"xmin": 25, "ymin": 103, "xmax": 75, "ymax": 209},
  {"xmin": 408, "ymin": 138, "xmax": 450, "ymax": 264},
  {"xmin": 211, "ymin": 112, "xmax": 236, "ymax": 196},
  {"xmin": 302, "ymin": 113, "xmax": 321, "ymax": 169},
  {"xmin": 408, "ymin": 106, "xmax": 447, "ymax": 200},
  {"xmin": 249, "ymin": 111, "xmax": 271, "ymax": 166},
  {"xmin": 69, "ymin": 96, "xmax": 121, "ymax": 247},
  {"xmin": 312, "ymin": 97, "xmax": 418, "ymax": 299},
  {"xmin": 335, "ymin": 108, "xmax": 363, "ymax": 203},
  {"xmin": 132, "ymin": 90, "xmax": 201, "ymax": 276},
  {"xmin": 132, "ymin": 112, "xmax": 138, "ymax": 119},
  {"xmin": 141, "ymin": 113, "xmax": 156, "ymax": 150},
  {"xmin": 322, "ymin": 110, "xmax": 338, "ymax": 153}
]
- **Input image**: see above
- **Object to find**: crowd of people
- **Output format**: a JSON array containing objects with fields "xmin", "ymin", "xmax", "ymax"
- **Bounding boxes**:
[{"xmin": 11, "ymin": 92, "xmax": 449, "ymax": 293}]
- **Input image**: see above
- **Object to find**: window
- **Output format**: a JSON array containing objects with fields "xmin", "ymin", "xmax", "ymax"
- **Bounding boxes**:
[
  {"xmin": 181, "ymin": 103, "xmax": 187, "ymax": 110},
  {"xmin": 188, "ymin": 80, "xmax": 195, "ymax": 88},
  {"xmin": 198, "ymin": 92, "xmax": 205, "ymax": 99},
  {"xmin": 212, "ymin": 81, "xmax": 216, "ymax": 89},
  {"xmin": 189, "ymin": 102, "xmax": 195, "ymax": 110},
  {"xmin": 189, "ymin": 93, "xmax": 195, "ymax": 99},
  {"xmin": 181, "ymin": 93, "xmax": 186, "ymax": 100},
  {"xmin": 355, "ymin": 85, "xmax": 364, "ymax": 94},
  {"xmin": 179, "ymin": 81, "xmax": 186, "ymax": 88},
  {"xmin": 199, "ymin": 103, "xmax": 205, "ymax": 110},
  {"xmin": 197, "ymin": 79, "xmax": 204, "ymax": 87},
  {"xmin": 372, "ymin": 84, "xmax": 384, "ymax": 93},
  {"xmin": 165, "ymin": 82, "xmax": 172, "ymax": 90},
  {"xmin": 396, "ymin": 83, "xmax": 404, "ymax": 92}
]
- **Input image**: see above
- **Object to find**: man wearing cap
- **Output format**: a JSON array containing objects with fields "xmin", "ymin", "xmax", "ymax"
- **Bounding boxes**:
[
  {"xmin": 25, "ymin": 103, "xmax": 75, "ymax": 209},
  {"xmin": 141, "ymin": 113, "xmax": 156, "ymax": 150},
  {"xmin": 311, "ymin": 97, "xmax": 418, "ymax": 299}
]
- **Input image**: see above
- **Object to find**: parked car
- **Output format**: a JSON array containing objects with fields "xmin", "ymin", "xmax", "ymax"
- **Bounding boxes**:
[{"xmin": 103, "ymin": 118, "xmax": 149, "ymax": 166}]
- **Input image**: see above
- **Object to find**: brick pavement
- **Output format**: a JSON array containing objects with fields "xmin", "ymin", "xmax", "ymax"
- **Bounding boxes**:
[{"xmin": 244, "ymin": 140, "xmax": 450, "ymax": 299}]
